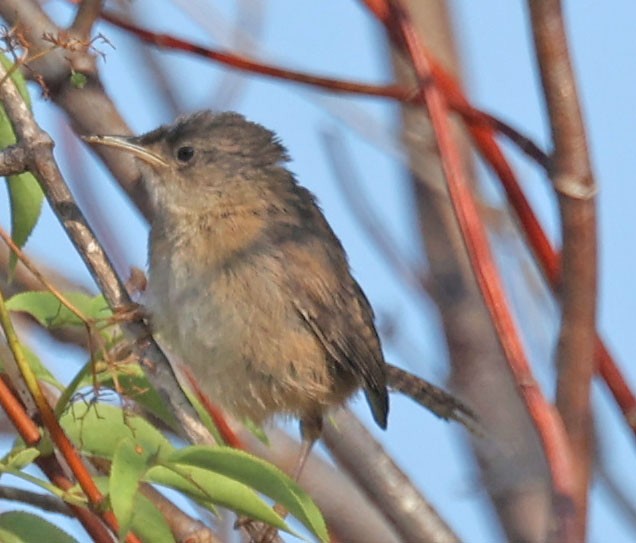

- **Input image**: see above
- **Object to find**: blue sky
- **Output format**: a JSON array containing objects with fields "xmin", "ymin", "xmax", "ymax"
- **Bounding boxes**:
[{"xmin": 4, "ymin": 1, "xmax": 636, "ymax": 541}]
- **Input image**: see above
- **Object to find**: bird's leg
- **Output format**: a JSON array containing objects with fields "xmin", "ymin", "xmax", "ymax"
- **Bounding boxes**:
[
  {"xmin": 255, "ymin": 415, "xmax": 322, "ymax": 543},
  {"xmin": 292, "ymin": 414, "xmax": 322, "ymax": 480}
]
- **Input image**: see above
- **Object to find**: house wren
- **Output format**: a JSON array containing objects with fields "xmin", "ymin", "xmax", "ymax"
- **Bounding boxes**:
[{"xmin": 84, "ymin": 111, "xmax": 389, "ymax": 453}]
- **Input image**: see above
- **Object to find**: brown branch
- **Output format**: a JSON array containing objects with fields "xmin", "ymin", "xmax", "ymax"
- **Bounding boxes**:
[
  {"xmin": 140, "ymin": 485, "xmax": 223, "ymax": 543},
  {"xmin": 0, "ymin": 373, "xmax": 40, "ymax": 444},
  {"xmin": 0, "ymin": 0, "xmax": 147, "ymax": 216},
  {"xmin": 100, "ymin": 10, "xmax": 412, "ymax": 101},
  {"xmin": 387, "ymin": 4, "xmax": 552, "ymax": 538},
  {"xmin": 419, "ymin": 24, "xmax": 636, "ymax": 446},
  {"xmin": 234, "ymin": 423, "xmax": 402, "ymax": 543},
  {"xmin": 0, "ymin": 50, "xmax": 212, "ymax": 446},
  {"xmin": 528, "ymin": 3, "xmax": 598, "ymax": 541},
  {"xmin": 70, "ymin": 0, "xmax": 103, "ymax": 39},
  {"xmin": 0, "ymin": 144, "xmax": 28, "ymax": 176},
  {"xmin": 323, "ymin": 410, "xmax": 461, "ymax": 543},
  {"xmin": 37, "ymin": 454, "xmax": 115, "ymax": 543},
  {"xmin": 0, "ymin": 486, "xmax": 72, "ymax": 516}
]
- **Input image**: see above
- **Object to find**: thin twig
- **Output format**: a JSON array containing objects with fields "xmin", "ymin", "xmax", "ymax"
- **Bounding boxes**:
[
  {"xmin": 0, "ymin": 486, "xmax": 72, "ymax": 516},
  {"xmin": 0, "ymin": 0, "xmax": 145, "ymax": 215},
  {"xmin": 100, "ymin": 10, "xmax": 412, "ymax": 101},
  {"xmin": 0, "ymin": 285, "xmax": 138, "ymax": 541},
  {"xmin": 321, "ymin": 128, "xmax": 426, "ymax": 294}
]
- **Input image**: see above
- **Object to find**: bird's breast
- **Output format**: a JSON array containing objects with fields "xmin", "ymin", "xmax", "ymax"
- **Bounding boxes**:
[{"xmin": 147, "ymin": 231, "xmax": 353, "ymax": 423}]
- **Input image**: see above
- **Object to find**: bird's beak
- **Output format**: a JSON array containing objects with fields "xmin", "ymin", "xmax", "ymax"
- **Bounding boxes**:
[{"xmin": 81, "ymin": 135, "xmax": 169, "ymax": 168}]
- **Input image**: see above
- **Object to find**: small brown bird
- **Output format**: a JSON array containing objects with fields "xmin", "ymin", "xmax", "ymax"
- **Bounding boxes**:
[{"xmin": 84, "ymin": 111, "xmax": 388, "ymax": 463}]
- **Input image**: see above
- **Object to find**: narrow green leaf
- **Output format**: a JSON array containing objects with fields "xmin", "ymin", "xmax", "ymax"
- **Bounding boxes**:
[
  {"xmin": 0, "ymin": 511, "xmax": 78, "ymax": 543},
  {"xmin": 146, "ymin": 464, "xmax": 293, "ymax": 535},
  {"xmin": 5, "ymin": 447, "xmax": 39, "ymax": 469},
  {"xmin": 0, "ymin": 54, "xmax": 43, "ymax": 275},
  {"xmin": 130, "ymin": 491, "xmax": 176, "ymax": 543},
  {"xmin": 110, "ymin": 437, "xmax": 154, "ymax": 539},
  {"xmin": 0, "ymin": 466, "xmax": 85, "ymax": 507},
  {"xmin": 55, "ymin": 354, "xmax": 178, "ymax": 429},
  {"xmin": 243, "ymin": 418, "xmax": 270, "ymax": 445},
  {"xmin": 171, "ymin": 446, "xmax": 328, "ymax": 542},
  {"xmin": 93, "ymin": 470, "xmax": 176, "ymax": 543},
  {"xmin": 6, "ymin": 173, "xmax": 44, "ymax": 273},
  {"xmin": 60, "ymin": 403, "xmax": 174, "ymax": 461},
  {"xmin": 6, "ymin": 291, "xmax": 111, "ymax": 328},
  {"xmin": 0, "ymin": 341, "xmax": 63, "ymax": 390},
  {"xmin": 0, "ymin": 56, "xmax": 30, "ymax": 106}
]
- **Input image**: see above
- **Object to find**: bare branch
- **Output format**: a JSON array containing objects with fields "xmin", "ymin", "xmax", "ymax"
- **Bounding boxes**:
[
  {"xmin": 0, "ymin": 57, "xmax": 212, "ymax": 447},
  {"xmin": 237, "ymin": 424, "xmax": 403, "ymax": 543},
  {"xmin": 0, "ymin": 0, "xmax": 147, "ymax": 216},
  {"xmin": 324, "ymin": 409, "xmax": 461, "ymax": 543},
  {"xmin": 528, "ymin": 2, "xmax": 598, "ymax": 540},
  {"xmin": 70, "ymin": 0, "xmax": 104, "ymax": 39},
  {"xmin": 0, "ymin": 486, "xmax": 72, "ymax": 516},
  {"xmin": 0, "ymin": 143, "xmax": 27, "ymax": 176}
]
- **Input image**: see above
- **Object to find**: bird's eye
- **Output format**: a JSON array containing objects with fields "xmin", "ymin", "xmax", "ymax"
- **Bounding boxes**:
[{"xmin": 176, "ymin": 146, "xmax": 195, "ymax": 163}]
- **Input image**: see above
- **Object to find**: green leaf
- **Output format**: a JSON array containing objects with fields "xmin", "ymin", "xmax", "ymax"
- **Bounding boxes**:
[
  {"xmin": 243, "ymin": 418, "xmax": 270, "ymax": 445},
  {"xmin": 60, "ymin": 403, "xmax": 174, "ymax": 461},
  {"xmin": 0, "ymin": 341, "xmax": 63, "ymax": 390},
  {"xmin": 110, "ymin": 437, "xmax": 154, "ymax": 539},
  {"xmin": 130, "ymin": 491, "xmax": 176, "ymax": 543},
  {"xmin": 0, "ymin": 511, "xmax": 79, "ymax": 543},
  {"xmin": 99, "ymin": 455, "xmax": 175, "ymax": 542},
  {"xmin": 146, "ymin": 464, "xmax": 294, "ymax": 535},
  {"xmin": 6, "ymin": 291, "xmax": 111, "ymax": 328},
  {"xmin": 55, "ymin": 356, "xmax": 179, "ymax": 429},
  {"xmin": 0, "ymin": 465, "xmax": 85, "ymax": 507},
  {"xmin": 6, "ymin": 174, "xmax": 44, "ymax": 274},
  {"xmin": 0, "ymin": 56, "xmax": 30, "ymax": 107},
  {"xmin": 5, "ymin": 447, "xmax": 39, "ymax": 469},
  {"xmin": 93, "ymin": 474, "xmax": 176, "ymax": 542},
  {"xmin": 22, "ymin": 343, "xmax": 63, "ymax": 389},
  {"xmin": 171, "ymin": 446, "xmax": 328, "ymax": 542},
  {"xmin": 0, "ymin": 54, "xmax": 43, "ymax": 275}
]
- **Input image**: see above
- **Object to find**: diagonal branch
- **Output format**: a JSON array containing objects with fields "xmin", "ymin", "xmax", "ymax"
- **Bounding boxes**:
[
  {"xmin": 0, "ymin": 53, "xmax": 212, "ymax": 447},
  {"xmin": 324, "ymin": 409, "xmax": 461, "ymax": 543}
]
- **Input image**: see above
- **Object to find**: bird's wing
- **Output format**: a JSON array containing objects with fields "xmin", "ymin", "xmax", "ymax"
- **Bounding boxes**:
[{"xmin": 282, "ymin": 234, "xmax": 389, "ymax": 429}]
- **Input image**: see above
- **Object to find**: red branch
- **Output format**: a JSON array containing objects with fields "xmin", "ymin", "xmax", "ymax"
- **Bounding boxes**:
[
  {"xmin": 98, "ymin": 0, "xmax": 636, "ymax": 463},
  {"xmin": 182, "ymin": 366, "xmax": 244, "ymax": 449},
  {"xmin": 100, "ymin": 11, "xmax": 411, "ymax": 101},
  {"xmin": 0, "ymin": 376, "xmax": 114, "ymax": 543},
  {"xmin": 362, "ymin": 1, "xmax": 577, "ymax": 540},
  {"xmin": 0, "ymin": 375, "xmax": 41, "ymax": 444}
]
